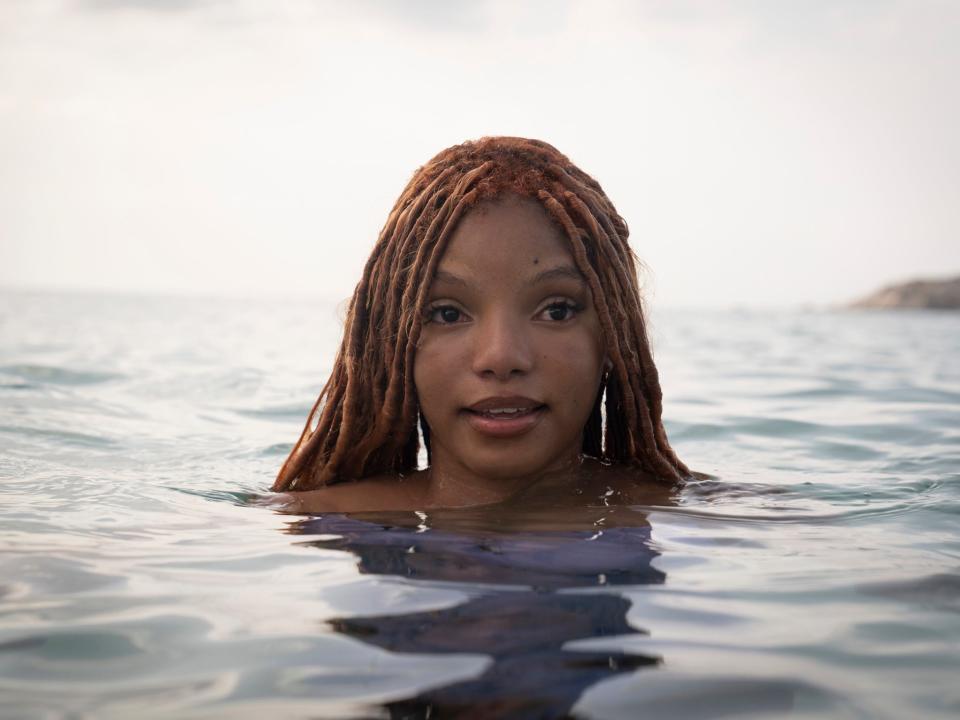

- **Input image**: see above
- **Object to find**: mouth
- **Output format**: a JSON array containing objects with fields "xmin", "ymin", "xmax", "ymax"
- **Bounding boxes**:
[{"xmin": 462, "ymin": 396, "xmax": 547, "ymax": 438}]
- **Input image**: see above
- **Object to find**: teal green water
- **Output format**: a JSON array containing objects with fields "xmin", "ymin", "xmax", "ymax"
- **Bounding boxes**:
[{"xmin": 1, "ymin": 291, "xmax": 958, "ymax": 719}]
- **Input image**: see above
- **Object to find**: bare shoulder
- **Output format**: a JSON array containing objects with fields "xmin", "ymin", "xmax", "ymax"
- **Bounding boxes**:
[{"xmin": 265, "ymin": 471, "xmax": 429, "ymax": 514}]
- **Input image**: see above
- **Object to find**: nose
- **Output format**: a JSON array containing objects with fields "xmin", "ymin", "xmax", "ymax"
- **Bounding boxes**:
[{"xmin": 471, "ymin": 312, "xmax": 534, "ymax": 380}]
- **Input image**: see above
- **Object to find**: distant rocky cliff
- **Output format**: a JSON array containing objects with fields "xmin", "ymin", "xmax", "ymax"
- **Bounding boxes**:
[{"xmin": 850, "ymin": 275, "xmax": 960, "ymax": 309}]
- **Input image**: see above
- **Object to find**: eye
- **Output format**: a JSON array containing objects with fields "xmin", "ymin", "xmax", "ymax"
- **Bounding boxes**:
[
  {"xmin": 538, "ymin": 300, "xmax": 580, "ymax": 322},
  {"xmin": 427, "ymin": 304, "xmax": 467, "ymax": 325}
]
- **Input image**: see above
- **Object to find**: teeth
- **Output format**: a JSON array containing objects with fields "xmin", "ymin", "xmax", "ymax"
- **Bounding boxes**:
[{"xmin": 480, "ymin": 407, "xmax": 538, "ymax": 416}]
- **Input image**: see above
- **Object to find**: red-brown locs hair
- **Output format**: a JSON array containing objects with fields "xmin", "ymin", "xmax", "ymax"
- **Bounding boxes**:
[{"xmin": 273, "ymin": 137, "xmax": 689, "ymax": 492}]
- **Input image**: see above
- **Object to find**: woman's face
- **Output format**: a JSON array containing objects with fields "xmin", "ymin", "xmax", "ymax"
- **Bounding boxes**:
[{"xmin": 413, "ymin": 195, "xmax": 606, "ymax": 487}]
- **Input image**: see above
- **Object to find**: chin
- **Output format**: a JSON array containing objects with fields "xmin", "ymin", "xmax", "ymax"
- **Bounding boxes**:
[{"xmin": 462, "ymin": 447, "xmax": 566, "ymax": 482}]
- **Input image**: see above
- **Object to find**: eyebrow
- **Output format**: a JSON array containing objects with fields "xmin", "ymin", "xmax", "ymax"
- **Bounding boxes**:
[
  {"xmin": 432, "ymin": 270, "xmax": 469, "ymax": 287},
  {"xmin": 432, "ymin": 265, "xmax": 586, "ymax": 287},
  {"xmin": 531, "ymin": 265, "xmax": 586, "ymax": 285}
]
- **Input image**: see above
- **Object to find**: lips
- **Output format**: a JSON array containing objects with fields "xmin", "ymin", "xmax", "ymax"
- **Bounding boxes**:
[{"xmin": 463, "ymin": 396, "xmax": 546, "ymax": 438}]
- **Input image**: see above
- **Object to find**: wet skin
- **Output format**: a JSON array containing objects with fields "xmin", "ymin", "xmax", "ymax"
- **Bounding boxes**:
[
  {"xmin": 414, "ymin": 195, "xmax": 607, "ymax": 504},
  {"xmin": 272, "ymin": 195, "xmax": 665, "ymax": 513}
]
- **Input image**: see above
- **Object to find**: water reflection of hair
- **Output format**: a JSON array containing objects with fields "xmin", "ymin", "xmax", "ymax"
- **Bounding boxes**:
[
  {"xmin": 274, "ymin": 137, "xmax": 689, "ymax": 492},
  {"xmin": 293, "ymin": 514, "xmax": 666, "ymax": 588},
  {"xmin": 295, "ymin": 514, "xmax": 665, "ymax": 718}
]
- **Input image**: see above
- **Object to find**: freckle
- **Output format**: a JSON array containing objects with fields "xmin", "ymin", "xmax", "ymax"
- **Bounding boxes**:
[{"xmin": 533, "ymin": 257, "xmax": 539, "ymax": 265}]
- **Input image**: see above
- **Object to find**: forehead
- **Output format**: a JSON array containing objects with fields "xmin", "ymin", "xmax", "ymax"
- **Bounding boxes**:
[{"xmin": 438, "ymin": 196, "xmax": 573, "ymax": 271}]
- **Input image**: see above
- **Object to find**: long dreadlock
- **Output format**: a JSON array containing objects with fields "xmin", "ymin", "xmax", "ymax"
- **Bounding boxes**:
[{"xmin": 273, "ymin": 137, "xmax": 689, "ymax": 491}]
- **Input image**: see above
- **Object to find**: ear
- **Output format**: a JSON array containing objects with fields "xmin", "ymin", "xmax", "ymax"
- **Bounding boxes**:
[{"xmin": 603, "ymin": 357, "xmax": 613, "ymax": 373}]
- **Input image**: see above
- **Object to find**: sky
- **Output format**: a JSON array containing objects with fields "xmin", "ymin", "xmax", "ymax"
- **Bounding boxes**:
[{"xmin": 1, "ymin": 0, "xmax": 958, "ymax": 308}]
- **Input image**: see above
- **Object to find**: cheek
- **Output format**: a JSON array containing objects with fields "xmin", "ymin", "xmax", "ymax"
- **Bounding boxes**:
[
  {"xmin": 412, "ymin": 338, "xmax": 460, "ymax": 419},
  {"xmin": 545, "ymin": 334, "xmax": 604, "ymax": 411},
  {"xmin": 557, "ymin": 357, "xmax": 602, "ymax": 404},
  {"xmin": 555, "ymin": 326, "xmax": 604, "ymax": 373}
]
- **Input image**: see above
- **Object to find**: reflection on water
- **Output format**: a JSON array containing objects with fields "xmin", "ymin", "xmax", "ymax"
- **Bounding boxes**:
[
  {"xmin": 291, "ymin": 510, "xmax": 664, "ymax": 719},
  {"xmin": 338, "ymin": 595, "xmax": 655, "ymax": 720},
  {"xmin": 4, "ymin": 296, "xmax": 959, "ymax": 718}
]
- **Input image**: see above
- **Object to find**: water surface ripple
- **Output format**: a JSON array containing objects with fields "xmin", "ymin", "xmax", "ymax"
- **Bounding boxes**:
[{"xmin": 1, "ymin": 292, "xmax": 958, "ymax": 719}]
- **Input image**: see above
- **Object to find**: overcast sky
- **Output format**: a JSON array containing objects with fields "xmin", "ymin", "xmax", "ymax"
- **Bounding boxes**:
[{"xmin": 2, "ymin": 0, "xmax": 958, "ymax": 307}]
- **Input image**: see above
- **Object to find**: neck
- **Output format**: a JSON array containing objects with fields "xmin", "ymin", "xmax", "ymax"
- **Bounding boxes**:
[{"xmin": 422, "ymin": 451, "xmax": 583, "ymax": 509}]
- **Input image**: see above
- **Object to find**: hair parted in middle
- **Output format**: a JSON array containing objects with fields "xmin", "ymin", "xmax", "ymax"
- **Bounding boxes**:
[{"xmin": 273, "ymin": 136, "xmax": 689, "ymax": 492}]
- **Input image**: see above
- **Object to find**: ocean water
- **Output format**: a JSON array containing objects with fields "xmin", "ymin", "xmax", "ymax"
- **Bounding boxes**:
[{"xmin": 1, "ymin": 290, "xmax": 958, "ymax": 719}]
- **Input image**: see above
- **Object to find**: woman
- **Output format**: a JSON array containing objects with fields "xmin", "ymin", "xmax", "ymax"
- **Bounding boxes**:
[{"xmin": 271, "ymin": 137, "xmax": 689, "ymax": 512}]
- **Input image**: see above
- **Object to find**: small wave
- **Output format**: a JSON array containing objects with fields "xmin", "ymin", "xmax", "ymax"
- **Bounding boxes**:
[
  {"xmin": 231, "ymin": 404, "xmax": 313, "ymax": 421},
  {"xmin": 869, "ymin": 385, "xmax": 960, "ymax": 405},
  {"xmin": 668, "ymin": 422, "xmax": 731, "ymax": 441},
  {"xmin": 676, "ymin": 475, "xmax": 949, "ymax": 524},
  {"xmin": 0, "ymin": 424, "xmax": 115, "ymax": 447},
  {"xmin": 680, "ymin": 415, "xmax": 946, "ymax": 448},
  {"xmin": 587, "ymin": 674, "xmax": 843, "ymax": 719},
  {"xmin": 0, "ymin": 631, "xmax": 141, "ymax": 660},
  {"xmin": 642, "ymin": 502, "xmax": 926, "ymax": 525},
  {"xmin": 164, "ymin": 486, "xmax": 268, "ymax": 506},
  {"xmin": 728, "ymin": 417, "xmax": 821, "ymax": 437},
  {"xmin": 799, "ymin": 477, "xmax": 947, "ymax": 503},
  {"xmin": 802, "ymin": 441, "xmax": 885, "ymax": 461},
  {"xmin": 859, "ymin": 573, "xmax": 960, "ymax": 613},
  {"xmin": 0, "ymin": 364, "xmax": 123, "ymax": 386},
  {"xmin": 260, "ymin": 442, "xmax": 293, "ymax": 457},
  {"xmin": 768, "ymin": 377, "xmax": 862, "ymax": 400}
]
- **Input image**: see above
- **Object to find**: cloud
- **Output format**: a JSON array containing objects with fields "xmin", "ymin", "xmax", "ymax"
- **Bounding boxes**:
[
  {"xmin": 78, "ymin": 0, "xmax": 217, "ymax": 12},
  {"xmin": 354, "ymin": 0, "xmax": 493, "ymax": 32},
  {"xmin": 2, "ymin": 0, "xmax": 958, "ymax": 304}
]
